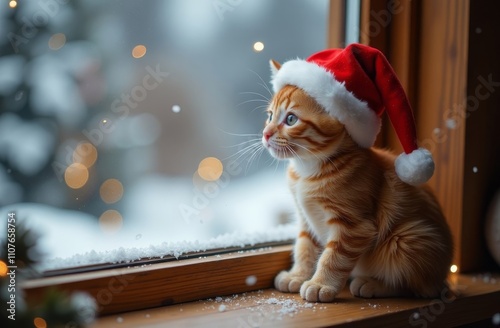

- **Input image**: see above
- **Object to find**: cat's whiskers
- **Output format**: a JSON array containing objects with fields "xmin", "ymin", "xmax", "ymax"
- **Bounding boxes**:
[
  {"xmin": 224, "ymin": 141, "xmax": 263, "ymax": 164},
  {"xmin": 238, "ymin": 143, "xmax": 264, "ymax": 171},
  {"xmin": 247, "ymin": 68, "xmax": 274, "ymax": 98},
  {"xmin": 251, "ymin": 104, "xmax": 271, "ymax": 113},
  {"xmin": 222, "ymin": 138, "xmax": 263, "ymax": 149},
  {"xmin": 223, "ymin": 134, "xmax": 285, "ymax": 175},
  {"xmin": 239, "ymin": 91, "xmax": 270, "ymax": 101},
  {"xmin": 218, "ymin": 130, "xmax": 263, "ymax": 155},
  {"xmin": 236, "ymin": 69, "xmax": 274, "ymax": 114},
  {"xmin": 238, "ymin": 91, "xmax": 271, "ymax": 113},
  {"xmin": 236, "ymin": 98, "xmax": 269, "ymax": 110},
  {"xmin": 245, "ymin": 143, "xmax": 267, "ymax": 173},
  {"xmin": 219, "ymin": 130, "xmax": 264, "ymax": 169},
  {"xmin": 225, "ymin": 137, "xmax": 280, "ymax": 174},
  {"xmin": 218, "ymin": 128, "xmax": 262, "ymax": 138}
]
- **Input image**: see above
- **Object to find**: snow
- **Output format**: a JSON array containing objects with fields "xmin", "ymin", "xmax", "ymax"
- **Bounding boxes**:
[
  {"xmin": 246, "ymin": 275, "xmax": 257, "ymax": 286},
  {"xmin": 446, "ymin": 118, "xmax": 458, "ymax": 130},
  {"xmin": 201, "ymin": 293, "xmax": 323, "ymax": 322},
  {"xmin": 0, "ymin": 164, "xmax": 23, "ymax": 206},
  {"xmin": 266, "ymin": 298, "xmax": 300, "ymax": 314},
  {"xmin": 0, "ymin": 55, "xmax": 25, "ymax": 94},
  {"xmin": 70, "ymin": 292, "xmax": 97, "ymax": 324},
  {"xmin": 0, "ymin": 114, "xmax": 55, "ymax": 175},
  {"xmin": 42, "ymin": 224, "xmax": 295, "ymax": 270},
  {"xmin": 29, "ymin": 55, "xmax": 87, "ymax": 127},
  {"xmin": 0, "ymin": 204, "xmax": 102, "ymax": 259},
  {"xmin": 0, "ymin": 169, "xmax": 297, "ymax": 271},
  {"xmin": 483, "ymin": 275, "xmax": 491, "ymax": 283}
]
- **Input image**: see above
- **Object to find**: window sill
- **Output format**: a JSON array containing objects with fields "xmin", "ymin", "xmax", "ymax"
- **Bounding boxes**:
[
  {"xmin": 23, "ymin": 245, "xmax": 293, "ymax": 315},
  {"xmin": 90, "ymin": 274, "xmax": 500, "ymax": 328},
  {"xmin": 23, "ymin": 245, "xmax": 500, "ymax": 327}
]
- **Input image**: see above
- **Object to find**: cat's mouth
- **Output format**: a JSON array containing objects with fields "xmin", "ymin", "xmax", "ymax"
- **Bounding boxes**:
[{"xmin": 265, "ymin": 139, "xmax": 294, "ymax": 159}]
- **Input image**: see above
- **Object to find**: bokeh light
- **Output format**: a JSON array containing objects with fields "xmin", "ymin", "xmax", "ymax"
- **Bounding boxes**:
[
  {"xmin": 9, "ymin": 1, "xmax": 17, "ymax": 8},
  {"xmin": 253, "ymin": 41, "xmax": 264, "ymax": 52},
  {"xmin": 198, "ymin": 157, "xmax": 223, "ymax": 181},
  {"xmin": 99, "ymin": 210, "xmax": 123, "ymax": 233},
  {"xmin": 172, "ymin": 105, "xmax": 181, "ymax": 113},
  {"xmin": 0, "ymin": 261, "xmax": 7, "ymax": 276},
  {"xmin": 34, "ymin": 317, "xmax": 47, "ymax": 328},
  {"xmin": 450, "ymin": 264, "xmax": 458, "ymax": 273},
  {"xmin": 73, "ymin": 142, "xmax": 98, "ymax": 168},
  {"xmin": 64, "ymin": 163, "xmax": 89, "ymax": 189},
  {"xmin": 132, "ymin": 44, "xmax": 147, "ymax": 58},
  {"xmin": 48, "ymin": 33, "xmax": 66, "ymax": 50},
  {"xmin": 100, "ymin": 179, "xmax": 124, "ymax": 204}
]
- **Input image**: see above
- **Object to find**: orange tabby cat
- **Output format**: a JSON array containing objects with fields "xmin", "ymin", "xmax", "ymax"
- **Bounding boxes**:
[{"xmin": 262, "ymin": 62, "xmax": 453, "ymax": 303}]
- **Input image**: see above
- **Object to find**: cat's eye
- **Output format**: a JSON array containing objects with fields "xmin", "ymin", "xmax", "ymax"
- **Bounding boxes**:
[
  {"xmin": 285, "ymin": 114, "xmax": 298, "ymax": 126},
  {"xmin": 267, "ymin": 112, "xmax": 273, "ymax": 121}
]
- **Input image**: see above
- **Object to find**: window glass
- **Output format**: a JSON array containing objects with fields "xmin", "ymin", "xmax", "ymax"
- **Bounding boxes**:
[{"xmin": 0, "ymin": 0, "xmax": 329, "ymax": 268}]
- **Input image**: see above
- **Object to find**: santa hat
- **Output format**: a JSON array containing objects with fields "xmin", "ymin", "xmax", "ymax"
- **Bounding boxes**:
[{"xmin": 270, "ymin": 43, "xmax": 434, "ymax": 186}]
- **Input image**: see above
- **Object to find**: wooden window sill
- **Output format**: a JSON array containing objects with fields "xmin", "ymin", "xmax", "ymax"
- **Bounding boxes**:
[
  {"xmin": 90, "ymin": 274, "xmax": 500, "ymax": 328},
  {"xmin": 23, "ymin": 245, "xmax": 499, "ymax": 327},
  {"xmin": 23, "ymin": 245, "xmax": 500, "ymax": 328},
  {"xmin": 23, "ymin": 245, "xmax": 294, "ymax": 315}
]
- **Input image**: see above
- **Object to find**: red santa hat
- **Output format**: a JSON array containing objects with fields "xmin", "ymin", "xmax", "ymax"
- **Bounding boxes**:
[{"xmin": 270, "ymin": 43, "xmax": 434, "ymax": 186}]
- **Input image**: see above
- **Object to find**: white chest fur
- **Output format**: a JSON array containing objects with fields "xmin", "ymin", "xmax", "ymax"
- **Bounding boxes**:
[{"xmin": 291, "ymin": 176, "xmax": 340, "ymax": 245}]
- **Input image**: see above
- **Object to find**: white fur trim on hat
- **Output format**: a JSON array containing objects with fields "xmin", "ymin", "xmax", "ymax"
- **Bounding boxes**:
[
  {"xmin": 271, "ymin": 59, "xmax": 381, "ymax": 148},
  {"xmin": 395, "ymin": 148, "xmax": 435, "ymax": 185}
]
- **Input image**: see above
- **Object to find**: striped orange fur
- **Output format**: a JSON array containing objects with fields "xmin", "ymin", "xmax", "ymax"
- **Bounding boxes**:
[{"xmin": 264, "ymin": 84, "xmax": 453, "ymax": 302}]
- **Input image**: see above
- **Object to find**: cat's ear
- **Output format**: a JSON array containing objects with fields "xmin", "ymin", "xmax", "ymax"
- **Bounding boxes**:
[{"xmin": 269, "ymin": 59, "xmax": 281, "ymax": 78}]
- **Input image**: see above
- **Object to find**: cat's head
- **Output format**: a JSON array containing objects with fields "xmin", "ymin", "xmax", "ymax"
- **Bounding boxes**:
[{"xmin": 262, "ymin": 60, "xmax": 351, "ymax": 161}]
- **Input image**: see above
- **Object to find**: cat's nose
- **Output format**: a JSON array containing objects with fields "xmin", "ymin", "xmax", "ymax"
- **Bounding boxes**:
[{"xmin": 264, "ymin": 131, "xmax": 274, "ymax": 141}]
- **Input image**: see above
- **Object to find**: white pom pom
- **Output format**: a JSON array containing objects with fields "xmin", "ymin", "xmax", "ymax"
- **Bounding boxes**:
[{"xmin": 395, "ymin": 148, "xmax": 435, "ymax": 185}]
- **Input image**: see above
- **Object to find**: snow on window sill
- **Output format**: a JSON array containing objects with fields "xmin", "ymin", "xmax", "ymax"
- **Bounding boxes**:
[
  {"xmin": 42, "ymin": 223, "xmax": 296, "ymax": 272},
  {"xmin": 23, "ymin": 245, "xmax": 294, "ymax": 315}
]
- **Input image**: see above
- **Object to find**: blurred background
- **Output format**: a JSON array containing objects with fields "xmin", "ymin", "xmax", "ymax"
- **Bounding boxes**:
[{"xmin": 0, "ymin": 0, "xmax": 328, "ymax": 266}]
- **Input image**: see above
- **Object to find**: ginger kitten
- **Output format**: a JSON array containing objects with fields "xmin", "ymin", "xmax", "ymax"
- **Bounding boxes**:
[{"xmin": 262, "ymin": 76, "xmax": 453, "ymax": 302}]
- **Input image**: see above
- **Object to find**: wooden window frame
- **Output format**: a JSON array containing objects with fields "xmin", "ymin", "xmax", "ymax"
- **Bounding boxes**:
[{"xmin": 23, "ymin": 0, "xmax": 500, "ymax": 319}]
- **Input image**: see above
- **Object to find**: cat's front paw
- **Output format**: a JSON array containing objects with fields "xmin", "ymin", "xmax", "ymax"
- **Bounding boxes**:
[
  {"xmin": 274, "ymin": 270, "xmax": 309, "ymax": 293},
  {"xmin": 300, "ymin": 280, "xmax": 338, "ymax": 302}
]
